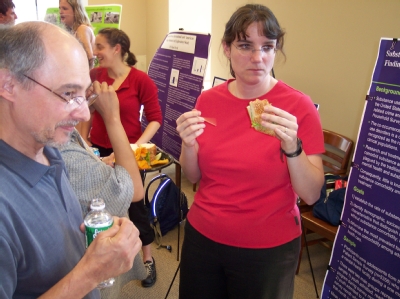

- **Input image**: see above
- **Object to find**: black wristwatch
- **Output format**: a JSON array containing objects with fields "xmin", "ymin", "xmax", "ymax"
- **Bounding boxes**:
[{"xmin": 280, "ymin": 138, "xmax": 303, "ymax": 160}]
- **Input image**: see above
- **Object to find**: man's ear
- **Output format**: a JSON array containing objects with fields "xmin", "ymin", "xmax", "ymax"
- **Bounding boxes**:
[{"xmin": 0, "ymin": 69, "xmax": 16, "ymax": 101}]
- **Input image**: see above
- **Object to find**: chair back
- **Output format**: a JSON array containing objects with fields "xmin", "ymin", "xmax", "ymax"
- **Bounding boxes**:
[{"xmin": 322, "ymin": 129, "xmax": 354, "ymax": 175}]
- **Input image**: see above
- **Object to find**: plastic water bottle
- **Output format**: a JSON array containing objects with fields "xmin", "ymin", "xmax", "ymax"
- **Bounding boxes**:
[
  {"xmin": 84, "ymin": 198, "xmax": 115, "ymax": 289},
  {"xmin": 91, "ymin": 147, "xmax": 100, "ymax": 158}
]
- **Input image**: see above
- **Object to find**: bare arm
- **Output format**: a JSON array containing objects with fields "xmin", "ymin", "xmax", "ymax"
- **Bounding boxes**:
[
  {"xmin": 76, "ymin": 115, "xmax": 93, "ymax": 146},
  {"xmin": 176, "ymin": 110, "xmax": 205, "ymax": 183},
  {"xmin": 38, "ymin": 217, "xmax": 141, "ymax": 299},
  {"xmin": 179, "ymin": 142, "xmax": 201, "ymax": 184},
  {"xmin": 286, "ymin": 153, "xmax": 324, "ymax": 204},
  {"xmin": 262, "ymin": 105, "xmax": 324, "ymax": 204},
  {"xmin": 75, "ymin": 25, "xmax": 95, "ymax": 69},
  {"xmin": 135, "ymin": 121, "xmax": 160, "ymax": 145},
  {"xmin": 92, "ymin": 81, "xmax": 144, "ymax": 202}
]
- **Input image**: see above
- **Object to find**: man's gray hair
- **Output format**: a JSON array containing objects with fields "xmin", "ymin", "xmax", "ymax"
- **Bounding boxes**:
[{"xmin": 0, "ymin": 22, "xmax": 47, "ymax": 88}]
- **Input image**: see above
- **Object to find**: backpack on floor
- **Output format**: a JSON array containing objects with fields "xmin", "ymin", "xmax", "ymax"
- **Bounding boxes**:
[
  {"xmin": 144, "ymin": 174, "xmax": 189, "ymax": 246},
  {"xmin": 312, "ymin": 174, "xmax": 347, "ymax": 226}
]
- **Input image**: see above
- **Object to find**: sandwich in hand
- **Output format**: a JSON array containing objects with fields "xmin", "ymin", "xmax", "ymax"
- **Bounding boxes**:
[{"xmin": 247, "ymin": 99, "xmax": 275, "ymax": 136}]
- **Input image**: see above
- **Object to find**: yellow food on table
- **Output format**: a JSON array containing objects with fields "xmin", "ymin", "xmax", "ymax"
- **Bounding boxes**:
[
  {"xmin": 130, "ymin": 144, "xmax": 169, "ymax": 170},
  {"xmin": 151, "ymin": 159, "xmax": 169, "ymax": 166},
  {"xmin": 137, "ymin": 159, "xmax": 151, "ymax": 170}
]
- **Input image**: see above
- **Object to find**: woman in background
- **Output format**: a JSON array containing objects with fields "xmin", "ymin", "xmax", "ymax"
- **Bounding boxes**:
[
  {"xmin": 59, "ymin": 0, "xmax": 96, "ymax": 135},
  {"xmin": 59, "ymin": 0, "xmax": 95, "ymax": 69},
  {"xmin": 86, "ymin": 28, "xmax": 162, "ymax": 154},
  {"xmin": 176, "ymin": 4, "xmax": 325, "ymax": 299}
]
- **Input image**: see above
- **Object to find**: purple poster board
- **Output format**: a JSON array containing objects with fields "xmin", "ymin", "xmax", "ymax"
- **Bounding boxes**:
[
  {"xmin": 142, "ymin": 31, "xmax": 211, "ymax": 160},
  {"xmin": 321, "ymin": 38, "xmax": 400, "ymax": 298}
]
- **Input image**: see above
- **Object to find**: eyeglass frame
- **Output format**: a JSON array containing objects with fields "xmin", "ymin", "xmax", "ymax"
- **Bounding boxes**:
[
  {"xmin": 23, "ymin": 74, "xmax": 98, "ymax": 108},
  {"xmin": 231, "ymin": 43, "xmax": 277, "ymax": 56}
]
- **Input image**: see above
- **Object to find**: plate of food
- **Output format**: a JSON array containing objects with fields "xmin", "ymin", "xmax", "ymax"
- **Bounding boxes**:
[{"xmin": 130, "ymin": 143, "xmax": 173, "ymax": 171}]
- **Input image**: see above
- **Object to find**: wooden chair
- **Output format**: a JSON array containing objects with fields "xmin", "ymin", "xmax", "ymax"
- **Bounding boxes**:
[
  {"xmin": 296, "ymin": 129, "xmax": 354, "ymax": 275},
  {"xmin": 321, "ymin": 129, "xmax": 354, "ymax": 175},
  {"xmin": 297, "ymin": 129, "xmax": 354, "ymax": 213}
]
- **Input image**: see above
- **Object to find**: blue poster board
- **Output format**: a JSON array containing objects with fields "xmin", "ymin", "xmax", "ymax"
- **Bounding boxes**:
[
  {"xmin": 143, "ymin": 31, "xmax": 211, "ymax": 160},
  {"xmin": 322, "ymin": 38, "xmax": 400, "ymax": 299}
]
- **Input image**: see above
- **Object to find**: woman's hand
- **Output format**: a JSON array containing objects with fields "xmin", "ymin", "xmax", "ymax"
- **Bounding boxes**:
[
  {"xmin": 261, "ymin": 105, "xmax": 324, "ymax": 203},
  {"xmin": 176, "ymin": 109, "xmax": 203, "ymax": 183},
  {"xmin": 176, "ymin": 109, "xmax": 205, "ymax": 148},
  {"xmin": 261, "ymin": 105, "xmax": 299, "ymax": 153}
]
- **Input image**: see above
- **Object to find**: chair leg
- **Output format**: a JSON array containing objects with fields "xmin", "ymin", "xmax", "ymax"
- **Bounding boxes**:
[
  {"xmin": 192, "ymin": 183, "xmax": 197, "ymax": 192},
  {"xmin": 302, "ymin": 221, "xmax": 319, "ymax": 298}
]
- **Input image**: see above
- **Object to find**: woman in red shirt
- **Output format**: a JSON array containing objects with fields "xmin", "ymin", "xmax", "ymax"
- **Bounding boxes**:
[
  {"xmin": 176, "ymin": 4, "xmax": 325, "ymax": 299},
  {"xmin": 83, "ymin": 28, "xmax": 162, "ymax": 156}
]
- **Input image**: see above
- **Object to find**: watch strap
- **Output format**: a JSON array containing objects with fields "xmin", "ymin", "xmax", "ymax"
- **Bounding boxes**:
[{"xmin": 280, "ymin": 138, "xmax": 303, "ymax": 160}]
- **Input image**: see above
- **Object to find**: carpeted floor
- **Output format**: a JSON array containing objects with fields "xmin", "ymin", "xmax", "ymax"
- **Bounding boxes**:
[{"xmin": 117, "ymin": 164, "xmax": 333, "ymax": 299}]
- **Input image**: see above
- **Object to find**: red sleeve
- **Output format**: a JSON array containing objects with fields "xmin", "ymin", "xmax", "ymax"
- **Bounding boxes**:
[
  {"xmin": 139, "ymin": 73, "xmax": 163, "ymax": 124},
  {"xmin": 89, "ymin": 67, "xmax": 100, "ymax": 82}
]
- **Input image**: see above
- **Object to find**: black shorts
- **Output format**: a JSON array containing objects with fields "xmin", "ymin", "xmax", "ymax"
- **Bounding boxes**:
[{"xmin": 128, "ymin": 200, "xmax": 155, "ymax": 246}]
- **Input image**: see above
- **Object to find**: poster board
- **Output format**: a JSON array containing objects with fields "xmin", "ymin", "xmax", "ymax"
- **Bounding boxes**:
[
  {"xmin": 321, "ymin": 38, "xmax": 400, "ymax": 299},
  {"xmin": 44, "ymin": 5, "xmax": 122, "ymax": 34},
  {"xmin": 143, "ymin": 31, "xmax": 211, "ymax": 160}
]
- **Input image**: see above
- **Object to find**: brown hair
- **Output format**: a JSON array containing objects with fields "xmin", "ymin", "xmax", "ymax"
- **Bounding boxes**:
[
  {"xmin": 63, "ymin": 0, "xmax": 91, "ymax": 32},
  {"xmin": 98, "ymin": 28, "xmax": 137, "ymax": 66},
  {"xmin": 0, "ymin": 0, "xmax": 14, "ymax": 16},
  {"xmin": 222, "ymin": 4, "xmax": 286, "ymax": 77}
]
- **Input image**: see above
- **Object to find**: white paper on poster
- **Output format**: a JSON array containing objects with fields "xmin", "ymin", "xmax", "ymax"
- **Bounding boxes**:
[
  {"xmin": 191, "ymin": 57, "xmax": 207, "ymax": 77},
  {"xmin": 170, "ymin": 68, "xmax": 179, "ymax": 87},
  {"xmin": 161, "ymin": 34, "xmax": 197, "ymax": 54}
]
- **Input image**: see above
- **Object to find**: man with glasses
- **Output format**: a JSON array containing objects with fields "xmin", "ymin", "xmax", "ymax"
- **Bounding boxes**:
[
  {"xmin": 0, "ymin": 0, "xmax": 17, "ymax": 25},
  {"xmin": 0, "ymin": 21, "xmax": 141, "ymax": 298}
]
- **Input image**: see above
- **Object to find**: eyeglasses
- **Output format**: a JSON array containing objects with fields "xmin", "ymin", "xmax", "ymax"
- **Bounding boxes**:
[
  {"xmin": 232, "ymin": 43, "xmax": 276, "ymax": 57},
  {"xmin": 23, "ymin": 75, "xmax": 98, "ymax": 109}
]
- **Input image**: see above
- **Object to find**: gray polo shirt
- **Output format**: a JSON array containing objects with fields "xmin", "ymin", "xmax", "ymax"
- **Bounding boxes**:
[{"xmin": 0, "ymin": 140, "xmax": 99, "ymax": 299}]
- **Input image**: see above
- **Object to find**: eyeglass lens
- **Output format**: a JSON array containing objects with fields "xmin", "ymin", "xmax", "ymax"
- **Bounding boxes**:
[{"xmin": 233, "ymin": 44, "xmax": 276, "ymax": 56}]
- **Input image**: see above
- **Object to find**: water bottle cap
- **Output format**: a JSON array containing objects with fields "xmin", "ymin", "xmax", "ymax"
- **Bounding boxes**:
[{"xmin": 90, "ymin": 198, "xmax": 105, "ymax": 210}]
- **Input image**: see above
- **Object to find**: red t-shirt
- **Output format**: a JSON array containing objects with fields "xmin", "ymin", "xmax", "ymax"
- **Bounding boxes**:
[
  {"xmin": 90, "ymin": 67, "xmax": 162, "ymax": 147},
  {"xmin": 189, "ymin": 80, "xmax": 325, "ymax": 248}
]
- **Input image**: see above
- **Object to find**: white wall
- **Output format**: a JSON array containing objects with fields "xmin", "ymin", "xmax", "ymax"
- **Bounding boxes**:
[
  {"xmin": 169, "ymin": 0, "xmax": 211, "ymax": 33},
  {"xmin": 169, "ymin": 0, "xmax": 212, "ymax": 89}
]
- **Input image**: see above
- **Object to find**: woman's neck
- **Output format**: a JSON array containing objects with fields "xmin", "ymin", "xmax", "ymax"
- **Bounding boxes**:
[
  {"xmin": 230, "ymin": 76, "xmax": 277, "ymax": 99},
  {"xmin": 107, "ymin": 62, "xmax": 131, "ymax": 80}
]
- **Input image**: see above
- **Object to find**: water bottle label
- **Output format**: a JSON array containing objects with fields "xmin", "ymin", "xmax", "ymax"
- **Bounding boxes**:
[{"xmin": 85, "ymin": 223, "xmax": 113, "ymax": 248}]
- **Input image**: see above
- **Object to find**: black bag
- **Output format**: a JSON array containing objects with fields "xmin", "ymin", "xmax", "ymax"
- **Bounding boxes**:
[
  {"xmin": 312, "ymin": 174, "xmax": 347, "ymax": 226},
  {"xmin": 144, "ymin": 174, "xmax": 189, "ymax": 246}
]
